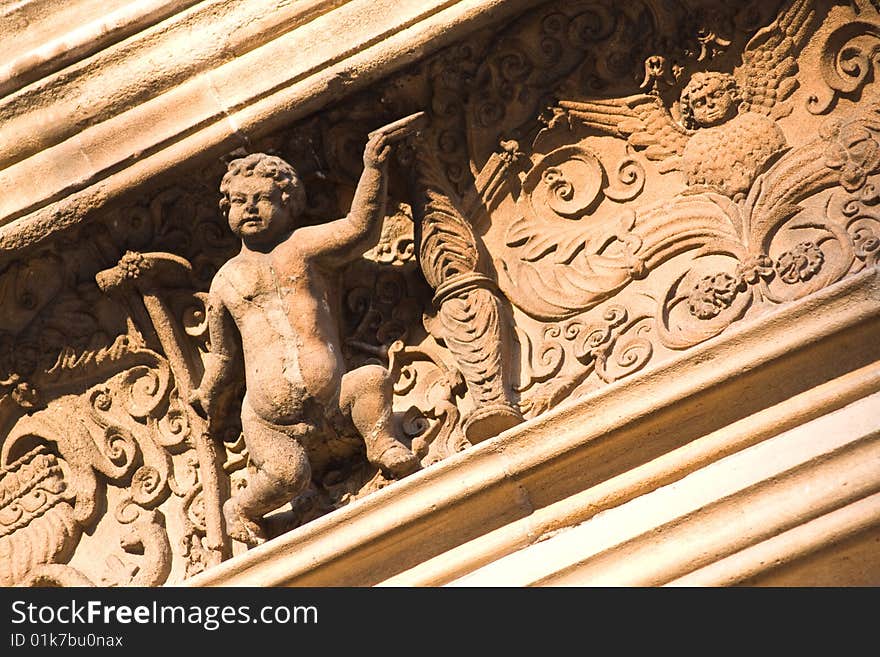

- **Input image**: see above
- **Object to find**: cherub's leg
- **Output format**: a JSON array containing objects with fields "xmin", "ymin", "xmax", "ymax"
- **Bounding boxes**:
[
  {"xmin": 226, "ymin": 398, "xmax": 312, "ymax": 546},
  {"xmin": 339, "ymin": 364, "xmax": 420, "ymax": 478}
]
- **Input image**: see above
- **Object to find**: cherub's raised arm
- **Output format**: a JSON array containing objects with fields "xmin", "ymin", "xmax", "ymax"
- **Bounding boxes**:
[{"xmin": 297, "ymin": 132, "xmax": 391, "ymax": 266}]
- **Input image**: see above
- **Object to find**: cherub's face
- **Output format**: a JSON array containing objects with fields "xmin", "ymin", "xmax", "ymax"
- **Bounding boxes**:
[
  {"xmin": 226, "ymin": 175, "xmax": 291, "ymax": 245},
  {"xmin": 687, "ymin": 77, "xmax": 738, "ymax": 128}
]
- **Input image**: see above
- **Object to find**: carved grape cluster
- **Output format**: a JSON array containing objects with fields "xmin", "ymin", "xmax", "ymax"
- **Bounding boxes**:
[{"xmin": 118, "ymin": 251, "xmax": 147, "ymax": 280}]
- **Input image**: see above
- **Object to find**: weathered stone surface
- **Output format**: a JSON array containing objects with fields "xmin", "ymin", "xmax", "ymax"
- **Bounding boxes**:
[{"xmin": 1, "ymin": 0, "xmax": 879, "ymax": 586}]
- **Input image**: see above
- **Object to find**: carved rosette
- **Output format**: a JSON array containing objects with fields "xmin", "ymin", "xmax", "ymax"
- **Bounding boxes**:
[{"xmin": 413, "ymin": 150, "xmax": 522, "ymax": 444}]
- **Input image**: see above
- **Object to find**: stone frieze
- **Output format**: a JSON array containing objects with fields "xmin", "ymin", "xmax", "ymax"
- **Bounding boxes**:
[{"xmin": 1, "ymin": 0, "xmax": 878, "ymax": 585}]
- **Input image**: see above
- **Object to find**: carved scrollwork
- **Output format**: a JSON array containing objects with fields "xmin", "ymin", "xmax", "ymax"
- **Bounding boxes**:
[
  {"xmin": 501, "ymin": 191, "xmax": 741, "ymax": 321},
  {"xmin": 652, "ymin": 104, "xmax": 880, "ymax": 346},
  {"xmin": 155, "ymin": 397, "xmax": 193, "ymax": 450},
  {"xmin": 366, "ymin": 204, "xmax": 417, "ymax": 266},
  {"xmin": 514, "ymin": 146, "xmax": 645, "ymax": 220},
  {"xmin": 515, "ymin": 325, "xmax": 565, "ymax": 393},
  {"xmin": 342, "ymin": 213, "xmax": 425, "ymax": 371},
  {"xmin": 389, "ymin": 341, "xmax": 467, "ymax": 466},
  {"xmin": 96, "ymin": 251, "xmax": 227, "ymax": 567},
  {"xmin": 516, "ymin": 298, "xmax": 654, "ymax": 416},
  {"xmin": 605, "ymin": 157, "xmax": 647, "ymax": 202},
  {"xmin": 595, "ymin": 317, "xmax": 654, "ymax": 383},
  {"xmin": 808, "ymin": 17, "xmax": 880, "ymax": 115},
  {"xmin": 0, "ymin": 340, "xmax": 210, "ymax": 585},
  {"xmin": 521, "ymin": 146, "xmax": 610, "ymax": 219},
  {"xmin": 840, "ymin": 180, "xmax": 880, "ymax": 270},
  {"xmin": 0, "ymin": 236, "xmax": 236, "ymax": 586}
]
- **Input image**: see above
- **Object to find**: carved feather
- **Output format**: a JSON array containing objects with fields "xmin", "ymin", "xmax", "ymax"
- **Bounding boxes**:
[
  {"xmin": 736, "ymin": 0, "xmax": 815, "ymax": 118},
  {"xmin": 560, "ymin": 94, "xmax": 690, "ymax": 162}
]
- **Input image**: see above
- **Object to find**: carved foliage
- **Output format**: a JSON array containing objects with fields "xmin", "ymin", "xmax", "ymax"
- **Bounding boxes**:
[
  {"xmin": 0, "ymin": 236, "xmax": 227, "ymax": 585},
  {"xmin": 472, "ymin": 0, "xmax": 880, "ymax": 415},
  {"xmin": 465, "ymin": 0, "xmax": 665, "ymax": 172},
  {"xmin": 414, "ymin": 149, "xmax": 522, "ymax": 442}
]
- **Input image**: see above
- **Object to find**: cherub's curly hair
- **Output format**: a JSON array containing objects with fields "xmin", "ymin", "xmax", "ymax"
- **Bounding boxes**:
[
  {"xmin": 679, "ymin": 71, "xmax": 741, "ymax": 130},
  {"xmin": 219, "ymin": 153, "xmax": 306, "ymax": 217}
]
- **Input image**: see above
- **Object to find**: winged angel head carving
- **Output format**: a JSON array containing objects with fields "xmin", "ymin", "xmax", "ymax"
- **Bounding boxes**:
[{"xmin": 559, "ymin": 0, "xmax": 814, "ymax": 199}]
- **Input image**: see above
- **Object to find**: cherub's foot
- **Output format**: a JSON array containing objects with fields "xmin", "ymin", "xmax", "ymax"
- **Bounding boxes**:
[
  {"xmin": 373, "ymin": 441, "xmax": 420, "ymax": 479},
  {"xmin": 223, "ymin": 498, "xmax": 267, "ymax": 547}
]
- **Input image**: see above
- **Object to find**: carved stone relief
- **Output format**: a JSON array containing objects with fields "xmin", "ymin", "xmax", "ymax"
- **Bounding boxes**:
[{"xmin": 2, "ymin": 0, "xmax": 878, "ymax": 585}]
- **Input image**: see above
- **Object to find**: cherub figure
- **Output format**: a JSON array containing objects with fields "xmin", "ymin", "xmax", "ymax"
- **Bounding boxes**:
[
  {"xmin": 190, "ymin": 133, "xmax": 420, "ymax": 546},
  {"xmin": 559, "ymin": 0, "xmax": 814, "ymax": 199}
]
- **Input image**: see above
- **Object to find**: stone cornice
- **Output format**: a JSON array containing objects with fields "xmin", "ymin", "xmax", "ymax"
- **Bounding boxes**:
[
  {"xmin": 386, "ymin": 360, "xmax": 880, "ymax": 585},
  {"xmin": 0, "ymin": 0, "xmax": 545, "ymax": 259},
  {"xmin": 0, "ymin": 0, "xmax": 202, "ymax": 99}
]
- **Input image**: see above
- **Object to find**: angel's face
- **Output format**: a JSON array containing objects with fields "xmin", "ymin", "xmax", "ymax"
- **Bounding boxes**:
[
  {"xmin": 226, "ymin": 174, "xmax": 293, "ymax": 245},
  {"xmin": 687, "ymin": 77, "xmax": 738, "ymax": 128}
]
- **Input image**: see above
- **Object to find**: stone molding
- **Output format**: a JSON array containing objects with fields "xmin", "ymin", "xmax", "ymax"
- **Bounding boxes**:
[
  {"xmin": 0, "ymin": 0, "xmax": 545, "ymax": 255},
  {"xmin": 387, "ymin": 360, "xmax": 880, "ymax": 585},
  {"xmin": 446, "ymin": 389, "xmax": 880, "ymax": 585},
  {"xmin": 0, "ymin": 0, "xmax": 201, "ymax": 99}
]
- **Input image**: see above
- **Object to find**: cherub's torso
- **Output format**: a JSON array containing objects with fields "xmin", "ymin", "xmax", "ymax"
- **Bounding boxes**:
[
  {"xmin": 682, "ymin": 111, "xmax": 787, "ymax": 198},
  {"xmin": 212, "ymin": 234, "xmax": 344, "ymax": 424}
]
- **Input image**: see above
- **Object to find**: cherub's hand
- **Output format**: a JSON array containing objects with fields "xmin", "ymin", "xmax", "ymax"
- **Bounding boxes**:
[
  {"xmin": 363, "ymin": 132, "xmax": 392, "ymax": 169},
  {"xmin": 188, "ymin": 387, "xmax": 212, "ymax": 419}
]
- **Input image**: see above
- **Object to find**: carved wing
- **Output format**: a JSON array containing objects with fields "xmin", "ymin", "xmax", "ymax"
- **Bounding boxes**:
[
  {"xmin": 559, "ymin": 94, "xmax": 690, "ymax": 163},
  {"xmin": 736, "ymin": 0, "xmax": 815, "ymax": 118}
]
